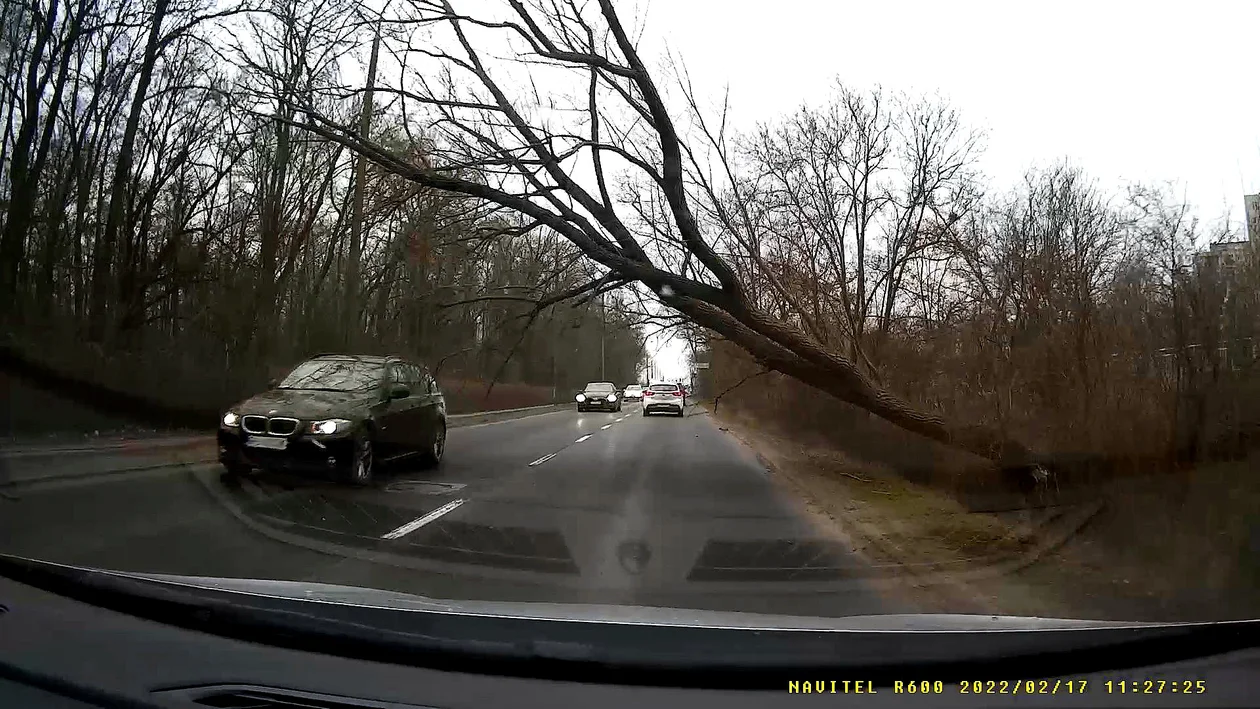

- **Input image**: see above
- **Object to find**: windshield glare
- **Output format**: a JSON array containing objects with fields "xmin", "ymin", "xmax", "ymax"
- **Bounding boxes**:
[
  {"xmin": 278, "ymin": 360, "xmax": 382, "ymax": 392},
  {"xmin": 585, "ymin": 383, "xmax": 615, "ymax": 392}
]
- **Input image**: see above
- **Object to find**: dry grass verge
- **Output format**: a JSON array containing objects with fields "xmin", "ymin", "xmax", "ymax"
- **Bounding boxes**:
[{"xmin": 712, "ymin": 404, "xmax": 1260, "ymax": 622}]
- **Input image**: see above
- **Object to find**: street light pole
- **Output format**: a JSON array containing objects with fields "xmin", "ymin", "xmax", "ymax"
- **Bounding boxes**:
[{"xmin": 600, "ymin": 289, "xmax": 606, "ymax": 380}]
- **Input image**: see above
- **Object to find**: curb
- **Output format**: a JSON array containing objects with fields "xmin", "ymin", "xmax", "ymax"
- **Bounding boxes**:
[
  {"xmin": 0, "ymin": 459, "xmax": 215, "ymax": 492},
  {"xmin": 448, "ymin": 403, "xmax": 562, "ymax": 419},
  {"xmin": 0, "ymin": 435, "xmax": 214, "ymax": 458},
  {"xmin": 0, "ymin": 404, "xmax": 572, "ymax": 487},
  {"xmin": 2, "ymin": 404, "xmax": 569, "ymax": 460}
]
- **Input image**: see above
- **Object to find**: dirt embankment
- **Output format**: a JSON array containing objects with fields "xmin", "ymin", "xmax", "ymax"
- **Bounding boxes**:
[{"xmin": 710, "ymin": 404, "xmax": 1260, "ymax": 623}]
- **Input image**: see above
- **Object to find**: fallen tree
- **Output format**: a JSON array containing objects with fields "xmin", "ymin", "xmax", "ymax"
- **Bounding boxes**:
[{"xmin": 247, "ymin": 0, "xmax": 1033, "ymax": 473}]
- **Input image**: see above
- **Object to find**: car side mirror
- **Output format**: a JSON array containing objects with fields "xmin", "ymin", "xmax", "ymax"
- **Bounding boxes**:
[
  {"xmin": 267, "ymin": 378, "xmax": 279, "ymax": 388},
  {"xmin": 389, "ymin": 384, "xmax": 410, "ymax": 400}
]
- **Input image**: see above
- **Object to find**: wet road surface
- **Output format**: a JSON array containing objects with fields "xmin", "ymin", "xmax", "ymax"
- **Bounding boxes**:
[{"xmin": 0, "ymin": 403, "xmax": 911, "ymax": 618}]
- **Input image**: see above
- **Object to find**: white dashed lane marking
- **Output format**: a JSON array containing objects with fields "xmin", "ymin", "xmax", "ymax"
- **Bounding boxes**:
[
  {"xmin": 381, "ymin": 499, "xmax": 465, "ymax": 540},
  {"xmin": 528, "ymin": 410, "xmax": 636, "ymax": 467}
]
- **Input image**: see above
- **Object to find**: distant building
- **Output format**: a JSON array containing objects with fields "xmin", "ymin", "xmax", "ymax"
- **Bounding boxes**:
[
  {"xmin": 1246, "ymin": 193, "xmax": 1260, "ymax": 244},
  {"xmin": 1193, "ymin": 194, "xmax": 1257, "ymax": 279},
  {"xmin": 1195, "ymin": 239, "xmax": 1251, "ymax": 285}
]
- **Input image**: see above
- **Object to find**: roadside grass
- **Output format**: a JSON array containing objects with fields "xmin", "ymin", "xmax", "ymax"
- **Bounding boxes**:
[
  {"xmin": 712, "ymin": 403, "xmax": 1260, "ymax": 621},
  {"xmin": 716, "ymin": 406, "xmax": 1028, "ymax": 565}
]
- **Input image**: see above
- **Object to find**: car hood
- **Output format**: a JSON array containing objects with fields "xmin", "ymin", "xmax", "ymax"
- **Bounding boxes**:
[
  {"xmin": 235, "ymin": 388, "xmax": 379, "ymax": 419},
  {"xmin": 120, "ymin": 571, "xmax": 1149, "ymax": 631}
]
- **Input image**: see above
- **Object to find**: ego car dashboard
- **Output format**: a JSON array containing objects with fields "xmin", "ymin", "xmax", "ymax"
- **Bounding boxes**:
[{"xmin": 0, "ymin": 555, "xmax": 1257, "ymax": 708}]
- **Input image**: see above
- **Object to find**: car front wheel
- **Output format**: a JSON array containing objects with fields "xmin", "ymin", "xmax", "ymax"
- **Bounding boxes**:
[{"xmin": 349, "ymin": 430, "xmax": 375, "ymax": 486}]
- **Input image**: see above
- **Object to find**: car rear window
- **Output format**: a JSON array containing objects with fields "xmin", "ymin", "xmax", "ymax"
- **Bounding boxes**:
[{"xmin": 649, "ymin": 384, "xmax": 679, "ymax": 392}]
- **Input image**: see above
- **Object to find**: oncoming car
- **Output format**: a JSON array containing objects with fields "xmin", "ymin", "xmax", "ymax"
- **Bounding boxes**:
[
  {"xmin": 218, "ymin": 354, "xmax": 447, "ymax": 485},
  {"xmin": 576, "ymin": 382, "xmax": 622, "ymax": 412},
  {"xmin": 622, "ymin": 384, "xmax": 644, "ymax": 401},
  {"xmin": 642, "ymin": 383, "xmax": 685, "ymax": 417}
]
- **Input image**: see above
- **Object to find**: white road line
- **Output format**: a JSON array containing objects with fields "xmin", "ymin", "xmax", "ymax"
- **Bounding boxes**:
[
  {"xmin": 601, "ymin": 424, "xmax": 612, "ymax": 430},
  {"xmin": 381, "ymin": 499, "xmax": 465, "ymax": 540},
  {"xmin": 575, "ymin": 434, "xmax": 593, "ymax": 443},
  {"xmin": 528, "ymin": 452, "xmax": 557, "ymax": 467}
]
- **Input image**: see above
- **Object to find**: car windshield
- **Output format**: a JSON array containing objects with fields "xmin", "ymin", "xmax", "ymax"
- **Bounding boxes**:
[
  {"xmin": 3, "ymin": 0, "xmax": 1258, "ymax": 658},
  {"xmin": 277, "ymin": 360, "xmax": 382, "ymax": 392}
]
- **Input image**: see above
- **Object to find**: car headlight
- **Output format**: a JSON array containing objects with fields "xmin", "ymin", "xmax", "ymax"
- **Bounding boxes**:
[
  {"xmin": 309, "ymin": 418, "xmax": 353, "ymax": 435},
  {"xmin": 221, "ymin": 411, "xmax": 240, "ymax": 427},
  {"xmin": 606, "ymin": 394, "xmax": 616, "ymax": 402},
  {"xmin": 576, "ymin": 393, "xmax": 586, "ymax": 402}
]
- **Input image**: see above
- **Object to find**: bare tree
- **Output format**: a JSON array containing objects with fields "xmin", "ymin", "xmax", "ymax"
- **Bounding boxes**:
[{"xmin": 262, "ymin": 0, "xmax": 1036, "ymax": 469}]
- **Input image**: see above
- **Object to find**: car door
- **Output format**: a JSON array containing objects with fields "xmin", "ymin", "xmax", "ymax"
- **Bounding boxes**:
[
  {"xmin": 377, "ymin": 362, "xmax": 413, "ymax": 458},
  {"xmin": 411, "ymin": 364, "xmax": 441, "ymax": 449}
]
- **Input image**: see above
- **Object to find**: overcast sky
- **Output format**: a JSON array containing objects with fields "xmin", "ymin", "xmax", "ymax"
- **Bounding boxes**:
[{"xmin": 639, "ymin": 0, "xmax": 1260, "ymax": 382}]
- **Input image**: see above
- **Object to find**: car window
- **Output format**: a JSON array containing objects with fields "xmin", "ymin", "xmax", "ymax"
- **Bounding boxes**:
[
  {"xmin": 584, "ymin": 382, "xmax": 615, "ymax": 393},
  {"xmin": 277, "ymin": 359, "xmax": 384, "ymax": 392},
  {"xmin": 649, "ymin": 384, "xmax": 679, "ymax": 393}
]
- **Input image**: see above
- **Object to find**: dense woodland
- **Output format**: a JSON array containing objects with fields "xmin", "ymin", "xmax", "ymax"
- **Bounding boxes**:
[
  {"xmin": 711, "ymin": 85, "xmax": 1260, "ymax": 479},
  {"xmin": 2, "ymin": 0, "xmax": 1257, "ymax": 481},
  {"xmin": 0, "ymin": 0, "xmax": 645, "ymax": 419}
]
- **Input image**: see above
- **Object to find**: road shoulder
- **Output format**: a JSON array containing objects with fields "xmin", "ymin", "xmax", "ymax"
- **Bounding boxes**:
[{"xmin": 703, "ymin": 404, "xmax": 1127, "ymax": 618}]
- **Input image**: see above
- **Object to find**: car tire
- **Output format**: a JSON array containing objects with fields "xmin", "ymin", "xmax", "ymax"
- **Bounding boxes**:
[
  {"xmin": 348, "ymin": 430, "xmax": 375, "ymax": 486},
  {"xmin": 676, "ymin": 409, "xmax": 685, "ymax": 417},
  {"xmin": 577, "ymin": 405, "xmax": 585, "ymax": 412},
  {"xmin": 420, "ymin": 421, "xmax": 446, "ymax": 469},
  {"xmin": 642, "ymin": 409, "xmax": 649, "ymax": 417}
]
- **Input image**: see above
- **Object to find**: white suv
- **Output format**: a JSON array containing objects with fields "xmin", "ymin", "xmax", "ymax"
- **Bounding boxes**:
[{"xmin": 641, "ymin": 383, "xmax": 685, "ymax": 417}]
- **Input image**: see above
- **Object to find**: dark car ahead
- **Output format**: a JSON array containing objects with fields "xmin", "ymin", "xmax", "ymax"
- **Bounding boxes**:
[
  {"xmin": 218, "ymin": 354, "xmax": 446, "ymax": 485},
  {"xmin": 576, "ymin": 381, "xmax": 621, "ymax": 412}
]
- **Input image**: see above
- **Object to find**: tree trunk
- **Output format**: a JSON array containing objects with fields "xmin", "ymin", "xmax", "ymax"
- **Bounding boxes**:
[
  {"xmin": 344, "ymin": 22, "xmax": 381, "ymax": 350},
  {"xmin": 90, "ymin": 0, "xmax": 170, "ymax": 342}
]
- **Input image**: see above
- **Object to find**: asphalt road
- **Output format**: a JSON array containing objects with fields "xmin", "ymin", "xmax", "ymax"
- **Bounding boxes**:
[{"xmin": 0, "ymin": 403, "xmax": 910, "ymax": 618}]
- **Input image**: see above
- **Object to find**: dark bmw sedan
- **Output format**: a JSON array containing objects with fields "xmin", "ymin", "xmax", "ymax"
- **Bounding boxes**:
[{"xmin": 218, "ymin": 354, "xmax": 446, "ymax": 485}]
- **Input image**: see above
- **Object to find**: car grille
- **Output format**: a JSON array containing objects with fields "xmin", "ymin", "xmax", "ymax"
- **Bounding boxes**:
[
  {"xmin": 267, "ymin": 417, "xmax": 299, "ymax": 436},
  {"xmin": 243, "ymin": 415, "xmax": 299, "ymax": 436}
]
